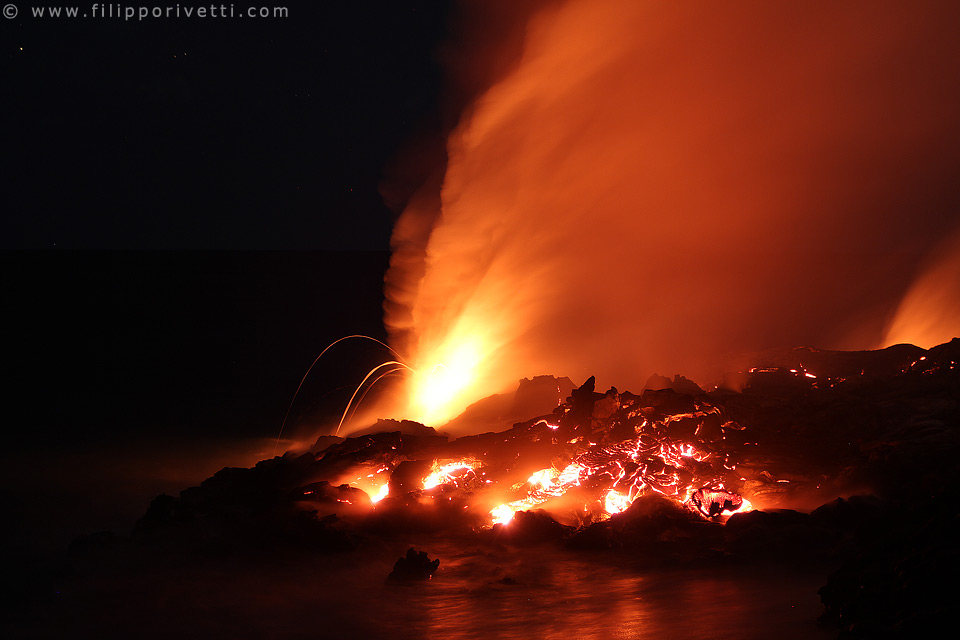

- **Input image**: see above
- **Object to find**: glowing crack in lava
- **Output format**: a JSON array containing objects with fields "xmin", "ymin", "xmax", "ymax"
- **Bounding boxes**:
[
  {"xmin": 486, "ymin": 431, "xmax": 747, "ymax": 525},
  {"xmin": 422, "ymin": 459, "xmax": 480, "ymax": 491},
  {"xmin": 350, "ymin": 386, "xmax": 754, "ymax": 528},
  {"xmin": 380, "ymin": 0, "xmax": 960, "ymax": 429}
]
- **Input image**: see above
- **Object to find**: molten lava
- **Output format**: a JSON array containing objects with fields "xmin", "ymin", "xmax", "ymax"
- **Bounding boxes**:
[
  {"xmin": 422, "ymin": 459, "xmax": 480, "ymax": 491},
  {"xmin": 351, "ymin": 379, "xmax": 751, "ymax": 527}
]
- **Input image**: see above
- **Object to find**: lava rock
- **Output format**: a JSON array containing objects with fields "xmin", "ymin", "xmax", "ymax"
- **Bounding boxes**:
[
  {"xmin": 809, "ymin": 495, "xmax": 886, "ymax": 532},
  {"xmin": 816, "ymin": 493, "xmax": 958, "ymax": 636},
  {"xmin": 350, "ymin": 419, "xmax": 439, "ymax": 438},
  {"xmin": 638, "ymin": 388, "xmax": 697, "ymax": 415},
  {"xmin": 643, "ymin": 373, "xmax": 704, "ymax": 396},
  {"xmin": 724, "ymin": 508, "xmax": 837, "ymax": 561},
  {"xmin": 134, "ymin": 493, "xmax": 195, "ymax": 533},
  {"xmin": 491, "ymin": 509, "xmax": 572, "ymax": 546},
  {"xmin": 387, "ymin": 548, "xmax": 439, "ymax": 582},
  {"xmin": 569, "ymin": 495, "xmax": 722, "ymax": 560},
  {"xmin": 388, "ymin": 459, "xmax": 434, "ymax": 496},
  {"xmin": 310, "ymin": 435, "xmax": 343, "ymax": 454},
  {"xmin": 564, "ymin": 376, "xmax": 604, "ymax": 427},
  {"xmin": 690, "ymin": 488, "xmax": 742, "ymax": 517},
  {"xmin": 513, "ymin": 375, "xmax": 576, "ymax": 417}
]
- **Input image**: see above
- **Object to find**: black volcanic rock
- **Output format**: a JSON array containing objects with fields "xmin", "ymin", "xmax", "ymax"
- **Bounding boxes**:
[
  {"xmin": 513, "ymin": 375, "xmax": 576, "ymax": 417},
  {"xmin": 816, "ymin": 493, "xmax": 958, "ymax": 637},
  {"xmin": 563, "ymin": 376, "xmax": 606, "ymax": 425},
  {"xmin": 724, "ymin": 509, "xmax": 837, "ymax": 561},
  {"xmin": 387, "ymin": 548, "xmax": 439, "ymax": 582},
  {"xmin": 349, "ymin": 419, "xmax": 438, "ymax": 438},
  {"xmin": 644, "ymin": 373, "xmax": 704, "ymax": 395},
  {"xmin": 294, "ymin": 481, "xmax": 372, "ymax": 508},
  {"xmin": 310, "ymin": 435, "xmax": 343, "ymax": 454},
  {"xmin": 388, "ymin": 459, "xmax": 433, "ymax": 496},
  {"xmin": 638, "ymin": 388, "xmax": 697, "ymax": 415},
  {"xmin": 747, "ymin": 343, "xmax": 927, "ymax": 380},
  {"xmin": 135, "ymin": 493, "xmax": 194, "ymax": 533},
  {"xmin": 492, "ymin": 509, "xmax": 572, "ymax": 546},
  {"xmin": 809, "ymin": 495, "xmax": 886, "ymax": 533},
  {"xmin": 569, "ymin": 495, "xmax": 721, "ymax": 559},
  {"xmin": 926, "ymin": 336, "xmax": 960, "ymax": 366},
  {"xmin": 443, "ymin": 376, "xmax": 575, "ymax": 434}
]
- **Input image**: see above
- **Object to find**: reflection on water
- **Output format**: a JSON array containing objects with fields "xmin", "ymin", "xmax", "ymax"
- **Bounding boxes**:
[
  {"xmin": 6, "ymin": 435, "xmax": 832, "ymax": 639},
  {"xmin": 320, "ymin": 543, "xmax": 832, "ymax": 640},
  {"xmin": 12, "ymin": 537, "xmax": 833, "ymax": 638}
]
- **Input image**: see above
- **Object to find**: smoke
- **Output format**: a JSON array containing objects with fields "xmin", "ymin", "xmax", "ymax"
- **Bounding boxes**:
[
  {"xmin": 383, "ymin": 0, "xmax": 960, "ymax": 426},
  {"xmin": 884, "ymin": 225, "xmax": 960, "ymax": 348}
]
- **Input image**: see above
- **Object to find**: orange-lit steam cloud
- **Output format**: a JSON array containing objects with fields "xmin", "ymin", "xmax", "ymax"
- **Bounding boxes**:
[
  {"xmin": 884, "ymin": 226, "xmax": 960, "ymax": 349},
  {"xmin": 382, "ymin": 0, "xmax": 960, "ymax": 427}
]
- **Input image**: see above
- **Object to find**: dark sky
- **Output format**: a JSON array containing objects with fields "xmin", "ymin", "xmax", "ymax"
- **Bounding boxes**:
[
  {"xmin": 2, "ymin": 1, "xmax": 465, "ymax": 451},
  {"xmin": 3, "ymin": 1, "xmax": 452, "ymax": 249}
]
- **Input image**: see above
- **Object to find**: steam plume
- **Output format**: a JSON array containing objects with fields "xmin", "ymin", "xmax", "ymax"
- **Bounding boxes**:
[
  {"xmin": 383, "ymin": 0, "xmax": 960, "ymax": 426},
  {"xmin": 884, "ymin": 226, "xmax": 960, "ymax": 349}
]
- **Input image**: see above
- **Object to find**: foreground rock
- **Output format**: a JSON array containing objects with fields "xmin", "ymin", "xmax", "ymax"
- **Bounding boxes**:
[{"xmin": 387, "ymin": 548, "xmax": 440, "ymax": 582}]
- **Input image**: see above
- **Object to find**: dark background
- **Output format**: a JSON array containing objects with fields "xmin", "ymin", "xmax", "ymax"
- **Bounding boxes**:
[
  {"xmin": 1, "ymin": 1, "xmax": 471, "ymax": 550},
  {"xmin": 2, "ymin": 1, "xmax": 457, "ymax": 445},
  {"xmin": 3, "ymin": 1, "xmax": 451, "ymax": 249}
]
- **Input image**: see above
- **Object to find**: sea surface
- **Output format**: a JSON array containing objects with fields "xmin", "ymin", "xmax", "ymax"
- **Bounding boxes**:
[{"xmin": 9, "ymin": 534, "xmax": 834, "ymax": 639}]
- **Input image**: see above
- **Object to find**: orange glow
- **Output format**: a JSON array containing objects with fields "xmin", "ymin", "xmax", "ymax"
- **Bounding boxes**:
[
  {"xmin": 527, "ymin": 468, "xmax": 558, "ymax": 491},
  {"xmin": 556, "ymin": 463, "xmax": 584, "ymax": 488},
  {"xmin": 410, "ymin": 341, "xmax": 485, "ymax": 425},
  {"xmin": 477, "ymin": 412, "xmax": 749, "ymax": 525},
  {"xmin": 379, "ymin": 0, "xmax": 960, "ymax": 429},
  {"xmin": 370, "ymin": 483, "xmax": 390, "ymax": 503},
  {"xmin": 490, "ymin": 503, "xmax": 515, "ymax": 525},
  {"xmin": 603, "ymin": 490, "xmax": 631, "ymax": 515},
  {"xmin": 884, "ymin": 227, "xmax": 960, "ymax": 349},
  {"xmin": 489, "ymin": 495, "xmax": 548, "ymax": 525},
  {"xmin": 422, "ymin": 460, "xmax": 477, "ymax": 490}
]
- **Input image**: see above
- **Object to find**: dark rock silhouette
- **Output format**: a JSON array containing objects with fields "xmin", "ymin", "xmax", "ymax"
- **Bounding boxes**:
[{"xmin": 387, "ymin": 548, "xmax": 440, "ymax": 582}]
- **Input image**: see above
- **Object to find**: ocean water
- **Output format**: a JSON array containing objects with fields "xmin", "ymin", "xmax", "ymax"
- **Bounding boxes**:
[{"xmin": 11, "ymin": 536, "xmax": 833, "ymax": 639}]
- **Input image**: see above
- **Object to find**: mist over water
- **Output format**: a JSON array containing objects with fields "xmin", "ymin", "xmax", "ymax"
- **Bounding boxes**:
[
  {"xmin": 382, "ymin": 0, "xmax": 960, "ymax": 427},
  {"xmin": 1, "ymin": 435, "xmax": 284, "ymax": 555}
]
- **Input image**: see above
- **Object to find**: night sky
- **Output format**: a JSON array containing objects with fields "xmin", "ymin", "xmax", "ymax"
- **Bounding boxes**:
[
  {"xmin": 3, "ymin": 1, "xmax": 463, "ymax": 453},
  {"xmin": 4, "ymin": 1, "xmax": 451, "ymax": 249}
]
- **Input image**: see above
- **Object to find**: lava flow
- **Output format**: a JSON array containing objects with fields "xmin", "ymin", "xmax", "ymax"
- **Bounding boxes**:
[{"xmin": 318, "ymin": 375, "xmax": 755, "ymax": 530}]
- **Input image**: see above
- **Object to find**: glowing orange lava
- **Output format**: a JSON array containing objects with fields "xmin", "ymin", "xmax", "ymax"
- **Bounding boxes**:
[
  {"xmin": 422, "ymin": 460, "xmax": 479, "ymax": 491},
  {"xmin": 370, "ymin": 483, "xmax": 390, "ymax": 503}
]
